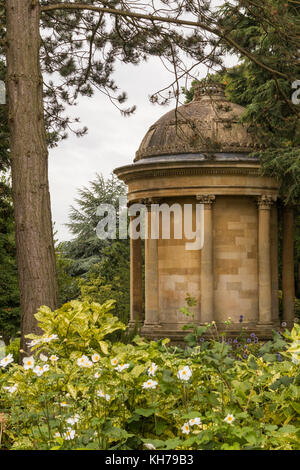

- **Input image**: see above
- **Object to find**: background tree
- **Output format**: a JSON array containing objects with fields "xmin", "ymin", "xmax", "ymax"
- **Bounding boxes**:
[
  {"xmin": 58, "ymin": 173, "xmax": 130, "ymax": 323},
  {"xmin": 0, "ymin": 57, "xmax": 20, "ymax": 342},
  {"xmin": 77, "ymin": 241, "xmax": 130, "ymax": 325},
  {"xmin": 217, "ymin": 1, "xmax": 300, "ymax": 205},
  {"xmin": 0, "ymin": 175, "xmax": 20, "ymax": 343},
  {"xmin": 62, "ymin": 173, "xmax": 126, "ymax": 276}
]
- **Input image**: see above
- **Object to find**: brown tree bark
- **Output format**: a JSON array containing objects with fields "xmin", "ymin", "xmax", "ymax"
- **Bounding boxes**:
[{"xmin": 5, "ymin": 0, "xmax": 58, "ymax": 353}]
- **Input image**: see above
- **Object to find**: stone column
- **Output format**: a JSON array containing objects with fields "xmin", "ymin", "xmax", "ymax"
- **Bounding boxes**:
[
  {"xmin": 144, "ymin": 199, "xmax": 159, "ymax": 326},
  {"xmin": 129, "ymin": 215, "xmax": 143, "ymax": 325},
  {"xmin": 282, "ymin": 205, "xmax": 295, "ymax": 327},
  {"xmin": 257, "ymin": 195, "xmax": 275, "ymax": 325},
  {"xmin": 196, "ymin": 195, "xmax": 215, "ymax": 323}
]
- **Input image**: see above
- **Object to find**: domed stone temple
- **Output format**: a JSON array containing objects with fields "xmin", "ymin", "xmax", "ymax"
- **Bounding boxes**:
[{"xmin": 114, "ymin": 83, "xmax": 295, "ymax": 340}]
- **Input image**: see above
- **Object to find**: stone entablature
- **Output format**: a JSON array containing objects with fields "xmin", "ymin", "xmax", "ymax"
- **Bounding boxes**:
[{"xmin": 114, "ymin": 159, "xmax": 279, "ymax": 206}]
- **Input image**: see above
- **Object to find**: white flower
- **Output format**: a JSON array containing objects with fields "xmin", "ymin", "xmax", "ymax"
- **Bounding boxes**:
[
  {"xmin": 224, "ymin": 414, "xmax": 235, "ymax": 424},
  {"xmin": 92, "ymin": 353, "xmax": 100, "ymax": 363},
  {"xmin": 43, "ymin": 334, "xmax": 58, "ymax": 343},
  {"xmin": 142, "ymin": 379, "xmax": 158, "ymax": 389},
  {"xmin": 77, "ymin": 355, "xmax": 92, "ymax": 368},
  {"xmin": 50, "ymin": 354, "xmax": 59, "ymax": 363},
  {"xmin": 33, "ymin": 365, "xmax": 45, "ymax": 377},
  {"xmin": 0, "ymin": 354, "xmax": 14, "ymax": 368},
  {"xmin": 177, "ymin": 366, "xmax": 192, "ymax": 381},
  {"xmin": 115, "ymin": 363, "xmax": 130, "ymax": 372},
  {"xmin": 23, "ymin": 356, "xmax": 35, "ymax": 370},
  {"xmin": 63, "ymin": 428, "xmax": 76, "ymax": 440},
  {"xmin": 94, "ymin": 370, "xmax": 102, "ymax": 378},
  {"xmin": 60, "ymin": 401, "xmax": 69, "ymax": 407},
  {"xmin": 3, "ymin": 384, "xmax": 17, "ymax": 394},
  {"xmin": 40, "ymin": 354, "xmax": 48, "ymax": 362},
  {"xmin": 148, "ymin": 362, "xmax": 158, "ymax": 377},
  {"xmin": 189, "ymin": 417, "xmax": 201, "ymax": 426},
  {"xmin": 27, "ymin": 338, "xmax": 42, "ymax": 348},
  {"xmin": 181, "ymin": 422, "xmax": 190, "ymax": 434},
  {"xmin": 97, "ymin": 389, "xmax": 111, "ymax": 401},
  {"xmin": 111, "ymin": 358, "xmax": 118, "ymax": 367},
  {"xmin": 66, "ymin": 414, "xmax": 80, "ymax": 426},
  {"xmin": 43, "ymin": 364, "xmax": 50, "ymax": 372},
  {"xmin": 144, "ymin": 443, "xmax": 156, "ymax": 450},
  {"xmin": 49, "ymin": 334, "xmax": 58, "ymax": 341}
]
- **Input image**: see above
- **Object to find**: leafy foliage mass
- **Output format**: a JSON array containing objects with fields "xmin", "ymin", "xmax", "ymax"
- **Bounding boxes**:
[
  {"xmin": 61, "ymin": 173, "xmax": 126, "ymax": 276},
  {"xmin": 0, "ymin": 301, "xmax": 299, "ymax": 450},
  {"xmin": 0, "ymin": 176, "xmax": 19, "ymax": 342},
  {"xmin": 0, "ymin": 59, "xmax": 20, "ymax": 341},
  {"xmin": 57, "ymin": 173, "xmax": 130, "ymax": 324}
]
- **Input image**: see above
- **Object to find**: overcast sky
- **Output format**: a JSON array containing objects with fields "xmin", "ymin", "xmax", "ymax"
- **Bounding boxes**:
[{"xmin": 49, "ymin": 52, "xmax": 236, "ymax": 242}]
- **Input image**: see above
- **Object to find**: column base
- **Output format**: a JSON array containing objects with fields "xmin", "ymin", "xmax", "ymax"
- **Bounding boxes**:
[
  {"xmin": 128, "ymin": 320, "xmax": 144, "ymax": 332},
  {"xmin": 256, "ymin": 322, "xmax": 274, "ymax": 330},
  {"xmin": 141, "ymin": 323, "xmax": 162, "ymax": 331},
  {"xmin": 139, "ymin": 321, "xmax": 279, "ymax": 343}
]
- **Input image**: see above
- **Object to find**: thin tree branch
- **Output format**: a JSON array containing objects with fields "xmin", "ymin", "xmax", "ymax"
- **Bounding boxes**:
[
  {"xmin": 82, "ymin": 12, "xmax": 104, "ymax": 86},
  {"xmin": 41, "ymin": 3, "xmax": 289, "ymax": 79}
]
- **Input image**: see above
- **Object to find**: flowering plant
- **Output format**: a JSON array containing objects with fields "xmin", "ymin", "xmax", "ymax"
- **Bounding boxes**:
[{"xmin": 0, "ymin": 301, "xmax": 299, "ymax": 450}]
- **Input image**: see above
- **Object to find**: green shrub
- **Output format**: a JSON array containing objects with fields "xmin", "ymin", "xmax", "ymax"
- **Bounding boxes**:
[{"xmin": 0, "ymin": 301, "xmax": 299, "ymax": 450}]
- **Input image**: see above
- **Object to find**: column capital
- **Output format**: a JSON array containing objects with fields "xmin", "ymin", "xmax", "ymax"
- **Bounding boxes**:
[
  {"xmin": 196, "ymin": 194, "xmax": 216, "ymax": 205},
  {"xmin": 257, "ymin": 195, "xmax": 277, "ymax": 210}
]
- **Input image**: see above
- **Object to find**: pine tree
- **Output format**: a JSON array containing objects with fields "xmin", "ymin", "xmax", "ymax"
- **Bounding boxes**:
[
  {"xmin": 62, "ymin": 173, "xmax": 127, "ymax": 275},
  {"xmin": 59, "ymin": 173, "xmax": 130, "ymax": 323}
]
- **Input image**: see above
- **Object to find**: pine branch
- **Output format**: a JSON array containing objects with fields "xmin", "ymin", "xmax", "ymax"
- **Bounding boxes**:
[
  {"xmin": 82, "ymin": 12, "xmax": 104, "ymax": 87},
  {"xmin": 41, "ymin": 3, "xmax": 289, "ymax": 79}
]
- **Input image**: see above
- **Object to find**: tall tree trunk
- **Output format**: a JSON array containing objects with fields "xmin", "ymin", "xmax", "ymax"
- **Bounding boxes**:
[{"xmin": 6, "ymin": 0, "xmax": 58, "ymax": 353}]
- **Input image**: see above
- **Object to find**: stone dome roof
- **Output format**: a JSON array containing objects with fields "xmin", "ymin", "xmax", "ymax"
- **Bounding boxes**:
[{"xmin": 135, "ymin": 83, "xmax": 256, "ymax": 162}]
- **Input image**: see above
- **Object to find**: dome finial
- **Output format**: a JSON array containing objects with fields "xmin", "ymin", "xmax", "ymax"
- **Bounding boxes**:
[{"xmin": 193, "ymin": 82, "xmax": 226, "ymax": 101}]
